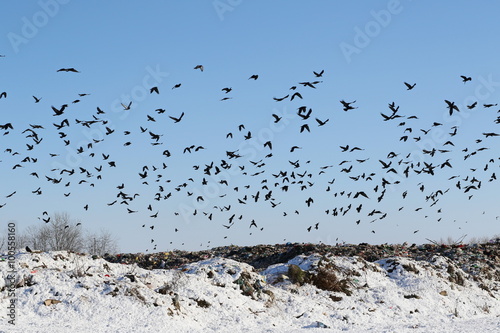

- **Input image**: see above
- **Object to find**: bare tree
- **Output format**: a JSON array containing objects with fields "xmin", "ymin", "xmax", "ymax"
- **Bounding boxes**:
[
  {"xmin": 85, "ymin": 229, "xmax": 119, "ymax": 256},
  {"xmin": 23, "ymin": 212, "xmax": 85, "ymax": 252}
]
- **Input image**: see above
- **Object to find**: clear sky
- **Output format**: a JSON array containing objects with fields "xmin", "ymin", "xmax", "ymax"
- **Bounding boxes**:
[{"xmin": 1, "ymin": 1, "xmax": 500, "ymax": 253}]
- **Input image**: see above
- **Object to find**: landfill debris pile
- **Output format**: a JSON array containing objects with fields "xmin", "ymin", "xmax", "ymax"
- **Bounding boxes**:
[
  {"xmin": 103, "ymin": 241, "xmax": 500, "ymax": 280},
  {"xmin": 2, "ymin": 247, "xmax": 500, "ymax": 332}
]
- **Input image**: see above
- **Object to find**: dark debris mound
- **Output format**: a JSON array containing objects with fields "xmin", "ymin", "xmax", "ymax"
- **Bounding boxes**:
[{"xmin": 103, "ymin": 241, "xmax": 500, "ymax": 279}]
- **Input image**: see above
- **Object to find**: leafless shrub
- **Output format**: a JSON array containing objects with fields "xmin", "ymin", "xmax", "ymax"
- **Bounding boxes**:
[
  {"xmin": 191, "ymin": 298, "xmax": 211, "ymax": 308},
  {"xmin": 70, "ymin": 255, "xmax": 89, "ymax": 278},
  {"xmin": 157, "ymin": 270, "xmax": 187, "ymax": 294},
  {"xmin": 310, "ymin": 262, "xmax": 352, "ymax": 295},
  {"xmin": 125, "ymin": 287, "xmax": 147, "ymax": 304},
  {"xmin": 480, "ymin": 303, "xmax": 490, "ymax": 314}
]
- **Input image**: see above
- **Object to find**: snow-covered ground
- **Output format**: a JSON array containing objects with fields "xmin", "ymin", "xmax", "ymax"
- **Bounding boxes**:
[{"xmin": 1, "ymin": 250, "xmax": 499, "ymax": 332}]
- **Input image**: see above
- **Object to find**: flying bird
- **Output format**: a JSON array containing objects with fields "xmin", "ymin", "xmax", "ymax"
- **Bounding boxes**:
[
  {"xmin": 121, "ymin": 101, "xmax": 132, "ymax": 110},
  {"xmin": 404, "ymin": 82, "xmax": 416, "ymax": 90},
  {"xmin": 313, "ymin": 70, "xmax": 324, "ymax": 77},
  {"xmin": 57, "ymin": 68, "xmax": 80, "ymax": 73},
  {"xmin": 290, "ymin": 92, "xmax": 302, "ymax": 101},
  {"xmin": 272, "ymin": 114, "xmax": 282, "ymax": 123},
  {"xmin": 444, "ymin": 100, "xmax": 459, "ymax": 115},
  {"xmin": 460, "ymin": 75, "xmax": 472, "ymax": 83},
  {"xmin": 273, "ymin": 95, "xmax": 289, "ymax": 101},
  {"xmin": 340, "ymin": 100, "xmax": 357, "ymax": 111},
  {"xmin": 315, "ymin": 118, "xmax": 329, "ymax": 126},
  {"xmin": 169, "ymin": 112, "xmax": 185, "ymax": 123},
  {"xmin": 51, "ymin": 104, "xmax": 68, "ymax": 116}
]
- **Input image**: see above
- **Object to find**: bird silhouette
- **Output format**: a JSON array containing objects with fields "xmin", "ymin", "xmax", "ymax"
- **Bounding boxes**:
[
  {"xmin": 444, "ymin": 100, "xmax": 459, "ymax": 115},
  {"xmin": 315, "ymin": 118, "xmax": 329, "ymax": 126},
  {"xmin": 273, "ymin": 95, "xmax": 289, "ymax": 101},
  {"xmin": 340, "ymin": 100, "xmax": 357, "ymax": 111},
  {"xmin": 404, "ymin": 82, "xmax": 416, "ymax": 90},
  {"xmin": 121, "ymin": 101, "xmax": 132, "ymax": 110},
  {"xmin": 460, "ymin": 75, "xmax": 472, "ymax": 83},
  {"xmin": 169, "ymin": 112, "xmax": 185, "ymax": 123},
  {"xmin": 290, "ymin": 92, "xmax": 303, "ymax": 101},
  {"xmin": 57, "ymin": 68, "xmax": 80, "ymax": 73},
  {"xmin": 51, "ymin": 104, "xmax": 68, "ymax": 116},
  {"xmin": 313, "ymin": 70, "xmax": 324, "ymax": 77}
]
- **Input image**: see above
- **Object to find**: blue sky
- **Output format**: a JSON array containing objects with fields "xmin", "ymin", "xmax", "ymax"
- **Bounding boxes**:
[{"xmin": 1, "ymin": 1, "xmax": 500, "ymax": 252}]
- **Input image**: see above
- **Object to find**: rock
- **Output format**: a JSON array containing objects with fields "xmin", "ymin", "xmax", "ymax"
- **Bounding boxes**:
[
  {"xmin": 316, "ymin": 321, "xmax": 329, "ymax": 328},
  {"xmin": 44, "ymin": 299, "xmax": 61, "ymax": 306},
  {"xmin": 124, "ymin": 274, "xmax": 136, "ymax": 282}
]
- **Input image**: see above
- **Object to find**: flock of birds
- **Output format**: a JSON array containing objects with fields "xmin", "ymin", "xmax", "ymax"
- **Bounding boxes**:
[{"xmin": 1, "ymin": 59, "xmax": 499, "ymax": 251}]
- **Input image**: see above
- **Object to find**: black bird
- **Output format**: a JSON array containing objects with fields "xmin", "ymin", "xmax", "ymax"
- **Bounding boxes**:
[
  {"xmin": 272, "ymin": 114, "xmax": 282, "ymax": 123},
  {"xmin": 172, "ymin": 83, "xmax": 181, "ymax": 89},
  {"xmin": 169, "ymin": 112, "xmax": 185, "ymax": 123},
  {"xmin": 194, "ymin": 65, "xmax": 204, "ymax": 71},
  {"xmin": 340, "ymin": 100, "xmax": 357, "ymax": 111},
  {"xmin": 0, "ymin": 123, "xmax": 13, "ymax": 130},
  {"xmin": 150, "ymin": 86, "xmax": 159, "ymax": 94},
  {"xmin": 460, "ymin": 75, "xmax": 472, "ymax": 83},
  {"xmin": 404, "ymin": 82, "xmax": 416, "ymax": 90},
  {"xmin": 57, "ymin": 68, "xmax": 80, "ymax": 73},
  {"xmin": 51, "ymin": 104, "xmax": 68, "ymax": 116},
  {"xmin": 248, "ymin": 74, "xmax": 259, "ymax": 80},
  {"xmin": 315, "ymin": 118, "xmax": 329, "ymax": 126},
  {"xmin": 444, "ymin": 100, "xmax": 459, "ymax": 115},
  {"xmin": 290, "ymin": 92, "xmax": 302, "ymax": 101},
  {"xmin": 297, "ymin": 107, "xmax": 312, "ymax": 120},
  {"xmin": 26, "ymin": 246, "xmax": 32, "ymax": 253},
  {"xmin": 121, "ymin": 101, "xmax": 132, "ymax": 110},
  {"xmin": 467, "ymin": 102, "xmax": 477, "ymax": 110},
  {"xmin": 33, "ymin": 96, "xmax": 41, "ymax": 103},
  {"xmin": 313, "ymin": 70, "xmax": 324, "ymax": 77},
  {"xmin": 273, "ymin": 95, "xmax": 289, "ymax": 102}
]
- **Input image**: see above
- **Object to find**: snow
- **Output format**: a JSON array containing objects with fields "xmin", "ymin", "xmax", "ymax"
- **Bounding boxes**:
[{"xmin": 1, "ymin": 250, "xmax": 499, "ymax": 332}]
